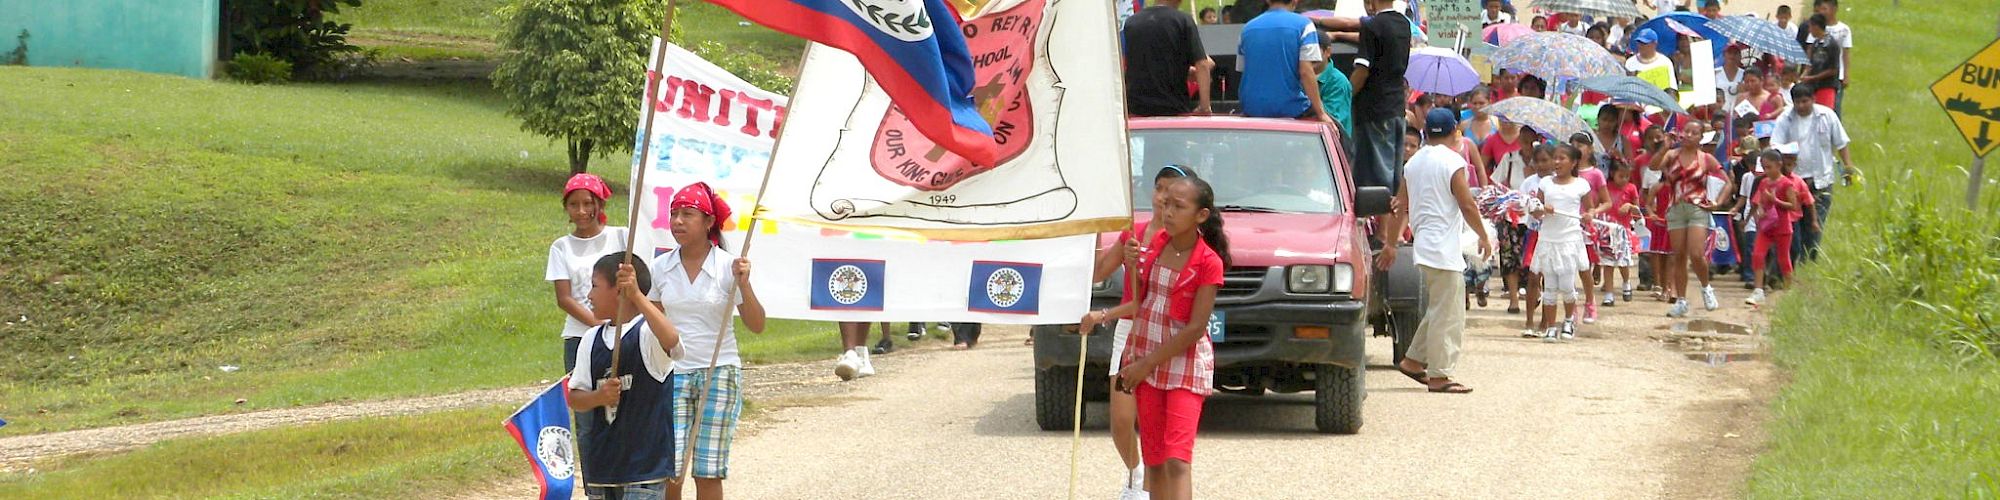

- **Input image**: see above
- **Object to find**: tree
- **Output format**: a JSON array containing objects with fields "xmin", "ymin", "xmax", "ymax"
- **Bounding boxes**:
[
  {"xmin": 493, "ymin": 0, "xmax": 664, "ymax": 174},
  {"xmin": 221, "ymin": 0, "xmax": 365, "ymax": 80}
]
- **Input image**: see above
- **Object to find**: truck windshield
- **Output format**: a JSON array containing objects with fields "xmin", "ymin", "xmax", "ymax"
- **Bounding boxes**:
[{"xmin": 1129, "ymin": 129, "xmax": 1344, "ymax": 214}]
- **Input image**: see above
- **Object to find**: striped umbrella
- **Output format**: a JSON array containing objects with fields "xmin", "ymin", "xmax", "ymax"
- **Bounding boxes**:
[
  {"xmin": 1631, "ymin": 12, "xmax": 1729, "ymax": 59},
  {"xmin": 1710, "ymin": 15, "xmax": 1808, "ymax": 64},
  {"xmin": 1486, "ymin": 96, "xmax": 1590, "ymax": 142},
  {"xmin": 1527, "ymin": 0, "xmax": 1643, "ymax": 21},
  {"xmin": 1491, "ymin": 32, "xmax": 1626, "ymax": 83}
]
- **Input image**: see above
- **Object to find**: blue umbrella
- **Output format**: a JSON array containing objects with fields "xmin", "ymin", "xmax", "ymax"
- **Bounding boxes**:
[
  {"xmin": 1575, "ymin": 75, "xmax": 1687, "ymax": 114},
  {"xmin": 1710, "ymin": 15, "xmax": 1808, "ymax": 64},
  {"xmin": 1629, "ymin": 12, "xmax": 1728, "ymax": 60}
]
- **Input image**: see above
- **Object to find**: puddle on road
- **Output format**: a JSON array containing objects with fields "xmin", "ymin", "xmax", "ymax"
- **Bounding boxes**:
[
  {"xmin": 1658, "ymin": 319, "xmax": 1755, "ymax": 336},
  {"xmin": 1684, "ymin": 352, "xmax": 1764, "ymax": 366}
]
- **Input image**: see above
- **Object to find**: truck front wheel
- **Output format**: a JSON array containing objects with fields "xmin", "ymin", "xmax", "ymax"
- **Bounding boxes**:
[
  {"xmin": 1313, "ymin": 363, "xmax": 1363, "ymax": 434},
  {"xmin": 1034, "ymin": 365, "xmax": 1079, "ymax": 431}
]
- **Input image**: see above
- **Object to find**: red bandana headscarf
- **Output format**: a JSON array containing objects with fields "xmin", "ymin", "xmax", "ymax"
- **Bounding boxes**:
[
  {"xmin": 670, "ymin": 182, "xmax": 732, "ymax": 247},
  {"xmin": 563, "ymin": 173, "xmax": 612, "ymax": 223}
]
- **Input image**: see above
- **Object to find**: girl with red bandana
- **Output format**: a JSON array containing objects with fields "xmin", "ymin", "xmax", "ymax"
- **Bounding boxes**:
[
  {"xmin": 547, "ymin": 174, "xmax": 629, "ymax": 373},
  {"xmin": 645, "ymin": 182, "xmax": 767, "ymax": 500}
]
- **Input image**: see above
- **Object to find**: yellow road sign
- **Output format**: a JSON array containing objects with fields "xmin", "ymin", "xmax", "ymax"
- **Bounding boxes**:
[{"xmin": 1932, "ymin": 38, "xmax": 2000, "ymax": 157}]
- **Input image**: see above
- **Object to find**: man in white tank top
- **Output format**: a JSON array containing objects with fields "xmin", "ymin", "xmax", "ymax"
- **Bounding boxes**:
[{"xmin": 1377, "ymin": 108, "xmax": 1493, "ymax": 394}]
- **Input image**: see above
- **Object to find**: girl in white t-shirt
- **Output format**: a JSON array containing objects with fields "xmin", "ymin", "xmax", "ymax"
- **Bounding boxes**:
[
  {"xmin": 1529, "ymin": 145, "xmax": 1600, "ymax": 341},
  {"xmin": 646, "ymin": 181, "xmax": 767, "ymax": 500},
  {"xmin": 547, "ymin": 173, "xmax": 630, "ymax": 372}
]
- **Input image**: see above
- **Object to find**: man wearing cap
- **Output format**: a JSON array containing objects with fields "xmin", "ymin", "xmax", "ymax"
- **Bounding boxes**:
[
  {"xmin": 1625, "ymin": 28, "xmax": 1678, "ymax": 90},
  {"xmin": 1376, "ymin": 108, "xmax": 1492, "ymax": 394},
  {"xmin": 1771, "ymin": 86, "xmax": 1855, "ymax": 262}
]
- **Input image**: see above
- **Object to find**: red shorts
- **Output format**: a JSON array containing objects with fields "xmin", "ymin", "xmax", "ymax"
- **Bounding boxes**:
[
  {"xmin": 1135, "ymin": 384, "xmax": 1205, "ymax": 467},
  {"xmin": 1814, "ymin": 88, "xmax": 1837, "ymax": 107},
  {"xmin": 1646, "ymin": 220, "xmax": 1673, "ymax": 254}
]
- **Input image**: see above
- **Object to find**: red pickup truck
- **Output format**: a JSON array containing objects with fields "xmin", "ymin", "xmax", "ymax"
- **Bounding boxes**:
[{"xmin": 1031, "ymin": 116, "xmax": 1425, "ymax": 434}]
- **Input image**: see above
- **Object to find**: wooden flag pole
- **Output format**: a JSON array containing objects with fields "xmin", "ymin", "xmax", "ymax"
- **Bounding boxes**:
[
  {"xmin": 675, "ymin": 42, "xmax": 816, "ymax": 487},
  {"xmin": 606, "ymin": 0, "xmax": 680, "ymax": 394},
  {"xmin": 1074, "ymin": 0, "xmax": 1139, "ymax": 498}
]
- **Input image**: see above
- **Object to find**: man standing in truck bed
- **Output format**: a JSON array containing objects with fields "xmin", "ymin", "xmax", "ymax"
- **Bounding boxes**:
[
  {"xmin": 1123, "ymin": 0, "xmax": 1214, "ymax": 117},
  {"xmin": 1349, "ymin": 0, "xmax": 1412, "ymax": 191}
]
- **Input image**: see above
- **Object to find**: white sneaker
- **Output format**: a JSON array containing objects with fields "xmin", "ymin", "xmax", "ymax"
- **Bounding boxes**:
[
  {"xmin": 1746, "ymin": 288, "xmax": 1767, "ymax": 306},
  {"xmin": 1667, "ymin": 300, "xmax": 1689, "ymax": 318},
  {"xmin": 1542, "ymin": 327, "xmax": 1560, "ymax": 343},
  {"xmin": 857, "ymin": 347, "xmax": 876, "ymax": 377},
  {"xmin": 1522, "ymin": 329, "xmax": 1542, "ymax": 339},
  {"xmin": 1560, "ymin": 320, "xmax": 1576, "ymax": 341},
  {"xmin": 1702, "ymin": 286, "xmax": 1720, "ymax": 311},
  {"xmin": 1119, "ymin": 486, "xmax": 1150, "ymax": 500},
  {"xmin": 834, "ymin": 351, "xmax": 859, "ymax": 381}
]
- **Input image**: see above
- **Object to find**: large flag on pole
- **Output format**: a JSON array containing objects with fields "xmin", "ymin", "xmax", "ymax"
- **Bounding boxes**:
[
  {"xmin": 756, "ymin": 0, "xmax": 1132, "ymax": 241},
  {"xmin": 708, "ymin": 0, "xmax": 998, "ymax": 166},
  {"xmin": 503, "ymin": 380, "xmax": 577, "ymax": 500}
]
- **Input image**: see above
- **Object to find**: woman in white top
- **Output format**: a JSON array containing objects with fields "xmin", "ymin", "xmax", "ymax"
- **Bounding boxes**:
[
  {"xmin": 647, "ymin": 181, "xmax": 767, "ymax": 500},
  {"xmin": 548, "ymin": 173, "xmax": 630, "ymax": 372}
]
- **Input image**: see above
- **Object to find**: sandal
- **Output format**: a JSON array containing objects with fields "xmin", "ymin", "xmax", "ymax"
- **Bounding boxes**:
[
  {"xmin": 1396, "ymin": 365, "xmax": 1427, "ymax": 385},
  {"xmin": 1428, "ymin": 382, "xmax": 1474, "ymax": 394}
]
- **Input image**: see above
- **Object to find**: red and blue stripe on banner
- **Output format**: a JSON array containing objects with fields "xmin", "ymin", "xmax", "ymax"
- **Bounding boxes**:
[{"xmin": 711, "ymin": 0, "xmax": 1000, "ymax": 166}]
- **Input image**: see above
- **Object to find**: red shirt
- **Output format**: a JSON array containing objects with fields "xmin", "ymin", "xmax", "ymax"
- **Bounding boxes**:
[
  {"xmin": 1667, "ymin": 150, "xmax": 1724, "ymax": 204},
  {"xmin": 1133, "ymin": 229, "xmax": 1226, "ymax": 324},
  {"xmin": 1754, "ymin": 175, "xmax": 1815, "ymax": 230},
  {"xmin": 1480, "ymin": 132, "xmax": 1525, "ymax": 182},
  {"xmin": 1607, "ymin": 183, "xmax": 1642, "ymax": 227}
]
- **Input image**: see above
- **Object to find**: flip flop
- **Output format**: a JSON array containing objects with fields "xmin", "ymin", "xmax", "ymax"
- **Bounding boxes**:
[
  {"xmin": 1396, "ymin": 366, "xmax": 1427, "ymax": 385},
  {"xmin": 1428, "ymin": 382, "xmax": 1474, "ymax": 394}
]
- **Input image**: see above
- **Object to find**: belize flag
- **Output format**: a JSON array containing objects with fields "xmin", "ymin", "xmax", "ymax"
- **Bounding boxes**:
[
  {"xmin": 811, "ymin": 259, "xmax": 887, "ymax": 311},
  {"xmin": 504, "ymin": 379, "xmax": 577, "ymax": 500},
  {"xmin": 968, "ymin": 261, "xmax": 1042, "ymax": 314},
  {"xmin": 709, "ymin": 0, "xmax": 999, "ymax": 166}
]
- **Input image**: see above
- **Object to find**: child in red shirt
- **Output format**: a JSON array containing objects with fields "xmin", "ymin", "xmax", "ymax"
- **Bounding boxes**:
[
  {"xmin": 1081, "ymin": 176, "xmax": 1229, "ymax": 500},
  {"xmin": 1598, "ymin": 159, "xmax": 1644, "ymax": 303},
  {"xmin": 1745, "ymin": 150, "xmax": 1813, "ymax": 306}
]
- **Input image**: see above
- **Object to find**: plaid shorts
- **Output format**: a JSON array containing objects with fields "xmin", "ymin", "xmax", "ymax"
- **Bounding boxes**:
[{"xmin": 673, "ymin": 365, "xmax": 743, "ymax": 479}]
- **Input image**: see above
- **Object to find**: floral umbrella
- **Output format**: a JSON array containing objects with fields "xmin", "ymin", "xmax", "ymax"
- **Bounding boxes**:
[
  {"xmin": 1486, "ymin": 96, "xmax": 1590, "ymax": 141},
  {"xmin": 1491, "ymin": 32, "xmax": 1626, "ymax": 83}
]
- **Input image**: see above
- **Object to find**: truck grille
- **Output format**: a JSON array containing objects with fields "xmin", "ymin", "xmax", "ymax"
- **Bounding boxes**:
[{"xmin": 1218, "ymin": 267, "xmax": 1268, "ymax": 299}]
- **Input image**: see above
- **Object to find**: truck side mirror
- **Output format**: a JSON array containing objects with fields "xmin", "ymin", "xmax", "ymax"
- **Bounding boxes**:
[{"xmin": 1354, "ymin": 186, "xmax": 1392, "ymax": 217}]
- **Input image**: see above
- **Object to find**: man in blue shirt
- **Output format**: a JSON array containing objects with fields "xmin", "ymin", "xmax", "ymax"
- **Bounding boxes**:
[{"xmin": 1237, "ymin": 0, "xmax": 1331, "ymax": 122}]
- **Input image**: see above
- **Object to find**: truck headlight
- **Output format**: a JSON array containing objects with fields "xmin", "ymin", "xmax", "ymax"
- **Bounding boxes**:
[
  {"xmin": 1287, "ymin": 265, "xmax": 1332, "ymax": 293},
  {"xmin": 1333, "ymin": 263, "xmax": 1353, "ymax": 293}
]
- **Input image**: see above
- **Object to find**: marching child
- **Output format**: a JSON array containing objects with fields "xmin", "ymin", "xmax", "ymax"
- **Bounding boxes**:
[
  {"xmin": 568, "ymin": 253, "xmax": 682, "ymax": 499},
  {"xmin": 1598, "ymin": 159, "xmax": 1644, "ymax": 303},
  {"xmin": 1518, "ymin": 143, "xmax": 1556, "ymax": 336},
  {"xmin": 1089, "ymin": 165, "xmax": 1192, "ymax": 499},
  {"xmin": 1745, "ymin": 151, "xmax": 1812, "ymax": 306},
  {"xmin": 646, "ymin": 183, "xmax": 768, "ymax": 500},
  {"xmin": 1080, "ymin": 176, "xmax": 1230, "ymax": 500},
  {"xmin": 549, "ymin": 174, "xmax": 631, "ymax": 372},
  {"xmin": 1529, "ymin": 145, "xmax": 1601, "ymax": 342}
]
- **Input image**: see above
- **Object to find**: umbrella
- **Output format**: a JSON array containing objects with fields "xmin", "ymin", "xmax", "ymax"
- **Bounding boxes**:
[
  {"xmin": 1630, "ymin": 12, "xmax": 1728, "ymax": 59},
  {"xmin": 1483, "ymin": 22, "xmax": 1534, "ymax": 46},
  {"xmin": 1574, "ymin": 75, "xmax": 1687, "ymax": 114},
  {"xmin": 1709, "ymin": 15, "xmax": 1808, "ymax": 63},
  {"xmin": 1303, "ymin": 9, "xmax": 1338, "ymax": 19},
  {"xmin": 1406, "ymin": 47, "xmax": 1482, "ymax": 95},
  {"xmin": 1526, "ymin": 0, "xmax": 1643, "ymax": 21},
  {"xmin": 1486, "ymin": 96, "xmax": 1590, "ymax": 141},
  {"xmin": 1491, "ymin": 32, "xmax": 1626, "ymax": 82}
]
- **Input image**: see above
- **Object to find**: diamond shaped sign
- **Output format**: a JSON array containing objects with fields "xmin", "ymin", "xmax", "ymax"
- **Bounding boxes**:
[{"xmin": 1931, "ymin": 38, "xmax": 2000, "ymax": 157}]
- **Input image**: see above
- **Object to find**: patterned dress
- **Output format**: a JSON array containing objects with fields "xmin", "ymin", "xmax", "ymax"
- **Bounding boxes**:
[{"xmin": 1123, "ymin": 264, "xmax": 1215, "ymax": 395}]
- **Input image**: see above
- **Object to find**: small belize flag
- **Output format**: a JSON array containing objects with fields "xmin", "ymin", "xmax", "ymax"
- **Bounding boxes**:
[
  {"xmin": 968, "ymin": 261, "xmax": 1042, "ymax": 315},
  {"xmin": 811, "ymin": 259, "xmax": 886, "ymax": 311},
  {"xmin": 504, "ymin": 379, "xmax": 577, "ymax": 500}
]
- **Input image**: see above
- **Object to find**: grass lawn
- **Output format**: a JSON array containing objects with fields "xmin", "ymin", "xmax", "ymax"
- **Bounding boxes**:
[
  {"xmin": 1747, "ymin": 1, "xmax": 2000, "ymax": 497},
  {"xmin": 0, "ymin": 67, "xmax": 843, "ymax": 435},
  {"xmin": 338, "ymin": 0, "xmax": 805, "ymax": 65},
  {"xmin": 0, "ymin": 406, "xmax": 519, "ymax": 498}
]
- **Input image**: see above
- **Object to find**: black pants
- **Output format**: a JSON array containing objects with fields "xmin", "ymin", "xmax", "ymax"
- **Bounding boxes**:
[{"xmin": 952, "ymin": 323, "xmax": 983, "ymax": 347}]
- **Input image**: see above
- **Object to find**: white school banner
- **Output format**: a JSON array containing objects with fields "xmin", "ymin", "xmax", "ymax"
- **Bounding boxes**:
[
  {"xmin": 628, "ymin": 39, "xmax": 1099, "ymax": 325},
  {"xmin": 755, "ymin": 0, "xmax": 1132, "ymax": 241},
  {"xmin": 629, "ymin": 40, "xmax": 788, "ymax": 257}
]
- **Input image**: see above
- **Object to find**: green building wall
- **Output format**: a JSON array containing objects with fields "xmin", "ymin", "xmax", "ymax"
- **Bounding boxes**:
[{"xmin": 0, "ymin": 0, "xmax": 221, "ymax": 78}]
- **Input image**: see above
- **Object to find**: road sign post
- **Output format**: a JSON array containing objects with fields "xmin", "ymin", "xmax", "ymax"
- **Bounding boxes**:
[{"xmin": 1929, "ymin": 32, "xmax": 2000, "ymax": 207}]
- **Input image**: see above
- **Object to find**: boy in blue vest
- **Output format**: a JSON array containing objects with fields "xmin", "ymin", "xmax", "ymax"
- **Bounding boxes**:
[{"xmin": 568, "ymin": 252, "xmax": 683, "ymax": 500}]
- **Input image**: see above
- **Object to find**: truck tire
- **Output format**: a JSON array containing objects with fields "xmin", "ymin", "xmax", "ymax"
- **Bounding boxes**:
[
  {"xmin": 1035, "ymin": 365, "xmax": 1079, "ymax": 431},
  {"xmin": 1313, "ymin": 363, "xmax": 1363, "ymax": 434},
  {"xmin": 1389, "ymin": 307, "xmax": 1419, "ymax": 366}
]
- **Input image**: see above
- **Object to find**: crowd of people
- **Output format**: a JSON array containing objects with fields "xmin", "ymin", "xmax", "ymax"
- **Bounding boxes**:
[{"xmin": 1104, "ymin": 0, "xmax": 1858, "ymax": 498}]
